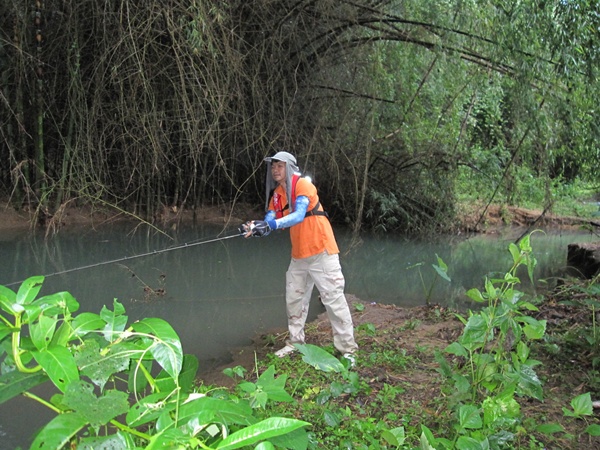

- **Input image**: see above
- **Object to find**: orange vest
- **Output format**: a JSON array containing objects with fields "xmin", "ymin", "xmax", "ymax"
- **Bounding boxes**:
[{"xmin": 268, "ymin": 178, "xmax": 339, "ymax": 259}]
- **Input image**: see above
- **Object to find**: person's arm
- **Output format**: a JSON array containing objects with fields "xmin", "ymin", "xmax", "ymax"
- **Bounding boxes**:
[{"xmin": 265, "ymin": 196, "xmax": 308, "ymax": 230}]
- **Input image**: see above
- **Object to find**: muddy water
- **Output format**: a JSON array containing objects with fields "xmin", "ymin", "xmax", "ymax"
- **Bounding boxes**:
[{"xmin": 0, "ymin": 223, "xmax": 597, "ymax": 447}]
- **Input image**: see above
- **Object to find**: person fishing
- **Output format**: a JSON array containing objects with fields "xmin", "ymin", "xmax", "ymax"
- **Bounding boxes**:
[{"xmin": 241, "ymin": 151, "xmax": 358, "ymax": 366}]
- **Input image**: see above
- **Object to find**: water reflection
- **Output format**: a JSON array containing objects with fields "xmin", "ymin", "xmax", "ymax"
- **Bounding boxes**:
[{"xmin": 0, "ymin": 223, "xmax": 597, "ymax": 447}]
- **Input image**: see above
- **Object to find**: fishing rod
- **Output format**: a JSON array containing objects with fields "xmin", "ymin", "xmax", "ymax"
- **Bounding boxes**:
[{"xmin": 5, "ymin": 230, "xmax": 245, "ymax": 288}]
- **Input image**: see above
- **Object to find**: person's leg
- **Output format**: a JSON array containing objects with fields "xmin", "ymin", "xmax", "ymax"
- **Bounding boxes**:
[
  {"xmin": 310, "ymin": 252, "xmax": 358, "ymax": 354},
  {"xmin": 283, "ymin": 257, "xmax": 314, "ymax": 346}
]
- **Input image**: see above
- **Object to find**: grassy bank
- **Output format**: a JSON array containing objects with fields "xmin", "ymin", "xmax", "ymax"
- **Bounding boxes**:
[{"xmin": 198, "ymin": 237, "xmax": 600, "ymax": 449}]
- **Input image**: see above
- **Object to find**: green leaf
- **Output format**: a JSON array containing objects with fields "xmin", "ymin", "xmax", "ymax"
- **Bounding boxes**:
[
  {"xmin": 445, "ymin": 341, "xmax": 468, "ymax": 357},
  {"xmin": 0, "ymin": 369, "xmax": 48, "ymax": 404},
  {"xmin": 419, "ymin": 425, "xmax": 437, "ymax": 450},
  {"xmin": 323, "ymin": 409, "xmax": 341, "ymax": 427},
  {"xmin": 381, "ymin": 427, "xmax": 405, "ymax": 446},
  {"xmin": 30, "ymin": 314, "xmax": 57, "ymax": 351},
  {"xmin": 132, "ymin": 318, "xmax": 183, "ymax": 378},
  {"xmin": 456, "ymin": 435, "xmax": 486, "ymax": 449},
  {"xmin": 29, "ymin": 412, "xmax": 88, "ymax": 450},
  {"xmin": 535, "ymin": 423, "xmax": 565, "ymax": 434},
  {"xmin": 585, "ymin": 424, "xmax": 600, "ymax": 436},
  {"xmin": 0, "ymin": 323, "xmax": 13, "ymax": 342},
  {"xmin": 33, "ymin": 345, "xmax": 79, "ymax": 392},
  {"xmin": 433, "ymin": 255, "xmax": 451, "ymax": 282},
  {"xmin": 458, "ymin": 404, "xmax": 482, "ymax": 430},
  {"xmin": 63, "ymin": 380, "xmax": 129, "ymax": 427},
  {"xmin": 519, "ymin": 317, "xmax": 546, "ymax": 340},
  {"xmin": 75, "ymin": 339, "xmax": 138, "ymax": 390},
  {"xmin": 255, "ymin": 365, "xmax": 294, "ymax": 403},
  {"xmin": 77, "ymin": 431, "xmax": 134, "ymax": 449},
  {"xmin": 101, "ymin": 300, "xmax": 128, "ymax": 341},
  {"xmin": 466, "ymin": 288, "xmax": 485, "ymax": 303},
  {"xmin": 570, "ymin": 392, "xmax": 593, "ymax": 417},
  {"xmin": 216, "ymin": 417, "xmax": 311, "ymax": 450},
  {"xmin": 16, "ymin": 276, "xmax": 44, "ymax": 305},
  {"xmin": 508, "ymin": 243, "xmax": 521, "ymax": 264},
  {"xmin": 126, "ymin": 391, "xmax": 172, "ymax": 427},
  {"xmin": 296, "ymin": 344, "xmax": 345, "ymax": 373},
  {"xmin": 516, "ymin": 365, "xmax": 543, "ymax": 401},
  {"xmin": 175, "ymin": 395, "xmax": 254, "ymax": 429},
  {"xmin": 32, "ymin": 291, "xmax": 80, "ymax": 316},
  {"xmin": 0, "ymin": 285, "xmax": 17, "ymax": 314},
  {"xmin": 72, "ymin": 312, "xmax": 106, "ymax": 337},
  {"xmin": 460, "ymin": 314, "xmax": 487, "ymax": 350}
]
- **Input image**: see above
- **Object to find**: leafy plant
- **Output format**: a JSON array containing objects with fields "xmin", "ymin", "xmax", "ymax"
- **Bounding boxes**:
[
  {"xmin": 432, "ymin": 233, "xmax": 548, "ymax": 447},
  {"xmin": 0, "ymin": 276, "xmax": 310, "ymax": 449}
]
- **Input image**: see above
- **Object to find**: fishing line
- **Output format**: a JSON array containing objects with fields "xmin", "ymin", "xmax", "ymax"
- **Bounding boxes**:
[{"xmin": 5, "ymin": 231, "xmax": 244, "ymax": 288}]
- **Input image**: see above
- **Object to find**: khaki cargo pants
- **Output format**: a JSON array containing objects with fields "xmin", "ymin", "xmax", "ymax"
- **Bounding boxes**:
[{"xmin": 284, "ymin": 251, "xmax": 358, "ymax": 354}]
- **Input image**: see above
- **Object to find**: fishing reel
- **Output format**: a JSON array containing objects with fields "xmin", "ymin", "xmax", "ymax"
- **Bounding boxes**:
[{"xmin": 239, "ymin": 221, "xmax": 271, "ymax": 237}]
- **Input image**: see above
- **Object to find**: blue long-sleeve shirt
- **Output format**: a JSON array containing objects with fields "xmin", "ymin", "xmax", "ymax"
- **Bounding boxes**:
[{"xmin": 265, "ymin": 196, "xmax": 309, "ymax": 230}]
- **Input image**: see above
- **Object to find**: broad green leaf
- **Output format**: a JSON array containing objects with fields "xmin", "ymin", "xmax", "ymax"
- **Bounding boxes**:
[
  {"xmin": 585, "ymin": 424, "xmax": 600, "ymax": 436},
  {"xmin": 132, "ymin": 318, "xmax": 183, "ymax": 378},
  {"xmin": 419, "ymin": 425, "xmax": 437, "ymax": 450},
  {"xmin": 508, "ymin": 243, "xmax": 521, "ymax": 264},
  {"xmin": 433, "ymin": 254, "xmax": 451, "ymax": 282},
  {"xmin": 101, "ymin": 300, "xmax": 128, "ymax": 341},
  {"xmin": 452, "ymin": 374, "xmax": 471, "ymax": 394},
  {"xmin": 323, "ymin": 409, "xmax": 341, "ymax": 427},
  {"xmin": 535, "ymin": 423, "xmax": 564, "ymax": 434},
  {"xmin": 216, "ymin": 417, "xmax": 311, "ymax": 450},
  {"xmin": 30, "ymin": 314, "xmax": 57, "ymax": 351},
  {"xmin": 0, "ymin": 284, "xmax": 17, "ymax": 308},
  {"xmin": 63, "ymin": 380, "xmax": 129, "ymax": 427},
  {"xmin": 518, "ymin": 317, "xmax": 546, "ymax": 340},
  {"xmin": 570, "ymin": 392, "xmax": 593, "ymax": 416},
  {"xmin": 174, "ymin": 395, "xmax": 253, "ymax": 430},
  {"xmin": 33, "ymin": 345, "xmax": 79, "ymax": 392},
  {"xmin": 32, "ymin": 291, "xmax": 80, "ymax": 316},
  {"xmin": 29, "ymin": 412, "xmax": 88, "ymax": 450},
  {"xmin": 77, "ymin": 431, "xmax": 134, "ymax": 449},
  {"xmin": 381, "ymin": 427, "xmax": 405, "ymax": 446},
  {"xmin": 178, "ymin": 354, "xmax": 199, "ymax": 393},
  {"xmin": 0, "ymin": 369, "xmax": 48, "ymax": 404},
  {"xmin": 255, "ymin": 365, "xmax": 294, "ymax": 403},
  {"xmin": 0, "ymin": 323, "xmax": 12, "ymax": 342},
  {"xmin": 72, "ymin": 312, "xmax": 106, "ymax": 337},
  {"xmin": 456, "ymin": 435, "xmax": 486, "ymax": 450},
  {"xmin": 466, "ymin": 288, "xmax": 485, "ymax": 303},
  {"xmin": 483, "ymin": 394, "xmax": 520, "ymax": 427},
  {"xmin": 16, "ymin": 276, "xmax": 44, "ymax": 305},
  {"xmin": 146, "ymin": 428, "xmax": 188, "ymax": 450},
  {"xmin": 126, "ymin": 391, "xmax": 172, "ymax": 427},
  {"xmin": 484, "ymin": 278, "xmax": 498, "ymax": 300},
  {"xmin": 460, "ymin": 315, "xmax": 487, "ymax": 350},
  {"xmin": 515, "ymin": 365, "xmax": 543, "ymax": 401},
  {"xmin": 267, "ymin": 426, "xmax": 309, "ymax": 450},
  {"xmin": 296, "ymin": 344, "xmax": 344, "ymax": 373},
  {"xmin": 75, "ymin": 339, "xmax": 138, "ymax": 390},
  {"xmin": 458, "ymin": 404, "xmax": 482, "ymax": 430},
  {"xmin": 445, "ymin": 342, "xmax": 468, "ymax": 357}
]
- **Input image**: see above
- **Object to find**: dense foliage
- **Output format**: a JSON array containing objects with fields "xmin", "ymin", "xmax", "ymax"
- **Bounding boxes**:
[{"xmin": 0, "ymin": 1, "xmax": 598, "ymax": 232}]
